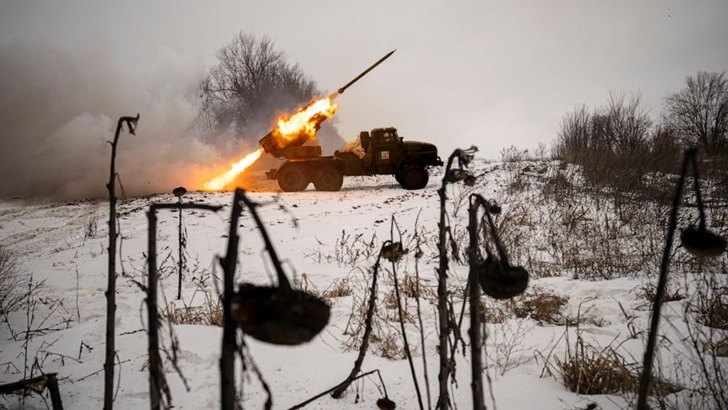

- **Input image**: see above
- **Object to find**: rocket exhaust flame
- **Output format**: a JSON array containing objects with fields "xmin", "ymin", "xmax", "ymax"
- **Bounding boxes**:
[
  {"xmin": 275, "ymin": 96, "xmax": 338, "ymax": 142},
  {"xmin": 203, "ymin": 148, "xmax": 264, "ymax": 191}
]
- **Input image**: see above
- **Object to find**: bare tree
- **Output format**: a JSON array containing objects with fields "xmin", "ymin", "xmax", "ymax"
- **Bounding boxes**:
[
  {"xmin": 664, "ymin": 71, "xmax": 728, "ymax": 155},
  {"xmin": 556, "ymin": 92, "xmax": 651, "ymax": 159},
  {"xmin": 554, "ymin": 105, "xmax": 591, "ymax": 161},
  {"xmin": 647, "ymin": 124, "xmax": 681, "ymax": 173},
  {"xmin": 603, "ymin": 91, "xmax": 651, "ymax": 155},
  {"xmin": 199, "ymin": 32, "xmax": 319, "ymax": 146},
  {"xmin": 554, "ymin": 92, "xmax": 658, "ymax": 195}
]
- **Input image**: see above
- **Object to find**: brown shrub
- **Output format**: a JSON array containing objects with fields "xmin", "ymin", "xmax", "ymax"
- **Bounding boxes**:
[
  {"xmin": 400, "ymin": 274, "xmax": 436, "ymax": 301},
  {"xmin": 552, "ymin": 324, "xmax": 682, "ymax": 397},
  {"xmin": 697, "ymin": 287, "xmax": 728, "ymax": 330},
  {"xmin": 0, "ymin": 246, "xmax": 29, "ymax": 314},
  {"xmin": 713, "ymin": 337, "xmax": 728, "ymax": 357},
  {"xmin": 322, "ymin": 277, "xmax": 352, "ymax": 299},
  {"xmin": 482, "ymin": 300, "xmax": 509, "ymax": 324},
  {"xmin": 373, "ymin": 331, "xmax": 406, "ymax": 360},
  {"xmin": 637, "ymin": 282, "xmax": 685, "ymax": 304},
  {"xmin": 161, "ymin": 292, "xmax": 223, "ymax": 327},
  {"xmin": 513, "ymin": 291, "xmax": 568, "ymax": 325},
  {"xmin": 557, "ymin": 338, "xmax": 636, "ymax": 395},
  {"xmin": 300, "ymin": 274, "xmax": 352, "ymax": 304},
  {"xmin": 383, "ymin": 289, "xmax": 398, "ymax": 310}
]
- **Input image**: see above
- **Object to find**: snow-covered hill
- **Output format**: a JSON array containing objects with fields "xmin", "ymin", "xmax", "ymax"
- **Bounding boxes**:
[{"xmin": 0, "ymin": 160, "xmax": 725, "ymax": 409}]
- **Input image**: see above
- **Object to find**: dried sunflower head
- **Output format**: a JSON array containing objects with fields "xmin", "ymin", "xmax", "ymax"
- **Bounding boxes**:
[
  {"xmin": 479, "ymin": 257, "xmax": 529, "ymax": 299},
  {"xmin": 381, "ymin": 242, "xmax": 408, "ymax": 262},
  {"xmin": 457, "ymin": 145, "xmax": 479, "ymax": 167},
  {"xmin": 232, "ymin": 284, "xmax": 330, "ymax": 345},
  {"xmin": 681, "ymin": 226, "xmax": 727, "ymax": 259},
  {"xmin": 172, "ymin": 186, "xmax": 187, "ymax": 197},
  {"xmin": 377, "ymin": 397, "xmax": 396, "ymax": 410}
]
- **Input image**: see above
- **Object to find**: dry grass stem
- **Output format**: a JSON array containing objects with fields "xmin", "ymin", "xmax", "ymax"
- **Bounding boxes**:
[{"xmin": 161, "ymin": 291, "xmax": 223, "ymax": 327}]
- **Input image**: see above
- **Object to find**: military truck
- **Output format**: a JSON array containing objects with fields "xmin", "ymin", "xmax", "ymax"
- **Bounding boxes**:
[{"xmin": 260, "ymin": 127, "xmax": 443, "ymax": 192}]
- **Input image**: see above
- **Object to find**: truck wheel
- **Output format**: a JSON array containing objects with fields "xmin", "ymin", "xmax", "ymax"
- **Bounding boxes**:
[
  {"xmin": 313, "ymin": 167, "xmax": 343, "ymax": 191},
  {"xmin": 278, "ymin": 164, "xmax": 310, "ymax": 192},
  {"xmin": 397, "ymin": 164, "xmax": 429, "ymax": 190}
]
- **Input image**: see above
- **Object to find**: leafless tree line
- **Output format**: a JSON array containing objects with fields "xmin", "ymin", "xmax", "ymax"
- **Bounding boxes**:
[{"xmin": 554, "ymin": 72, "xmax": 728, "ymax": 202}]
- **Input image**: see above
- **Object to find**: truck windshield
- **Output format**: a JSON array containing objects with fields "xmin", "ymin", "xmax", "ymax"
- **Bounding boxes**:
[{"xmin": 380, "ymin": 131, "xmax": 397, "ymax": 143}]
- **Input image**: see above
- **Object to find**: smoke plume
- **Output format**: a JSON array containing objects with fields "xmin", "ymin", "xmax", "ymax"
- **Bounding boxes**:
[{"xmin": 0, "ymin": 41, "xmax": 260, "ymax": 200}]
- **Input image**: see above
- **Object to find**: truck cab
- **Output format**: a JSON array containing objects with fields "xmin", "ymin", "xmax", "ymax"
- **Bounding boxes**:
[
  {"xmin": 358, "ymin": 127, "xmax": 442, "ymax": 188},
  {"xmin": 268, "ymin": 127, "xmax": 442, "ymax": 192}
]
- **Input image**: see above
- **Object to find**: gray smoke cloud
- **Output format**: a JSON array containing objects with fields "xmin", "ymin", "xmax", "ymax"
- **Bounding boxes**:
[{"xmin": 0, "ymin": 41, "xmax": 261, "ymax": 200}]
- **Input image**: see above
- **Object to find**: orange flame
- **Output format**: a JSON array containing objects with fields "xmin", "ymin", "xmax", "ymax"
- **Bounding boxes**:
[
  {"xmin": 201, "ymin": 96, "xmax": 338, "ymax": 191},
  {"xmin": 276, "ymin": 96, "xmax": 338, "ymax": 141},
  {"xmin": 203, "ymin": 148, "xmax": 264, "ymax": 191}
]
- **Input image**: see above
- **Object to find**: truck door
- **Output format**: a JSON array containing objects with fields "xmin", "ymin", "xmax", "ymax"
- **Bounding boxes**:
[{"xmin": 374, "ymin": 130, "xmax": 399, "ymax": 174}]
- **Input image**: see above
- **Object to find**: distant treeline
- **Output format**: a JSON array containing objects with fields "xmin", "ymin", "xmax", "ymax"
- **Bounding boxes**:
[{"xmin": 553, "ymin": 71, "xmax": 728, "ymax": 202}]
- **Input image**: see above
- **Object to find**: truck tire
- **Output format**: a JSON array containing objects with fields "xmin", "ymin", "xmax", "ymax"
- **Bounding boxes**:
[
  {"xmin": 313, "ymin": 166, "xmax": 343, "ymax": 191},
  {"xmin": 397, "ymin": 164, "xmax": 429, "ymax": 190},
  {"xmin": 278, "ymin": 164, "xmax": 310, "ymax": 192}
]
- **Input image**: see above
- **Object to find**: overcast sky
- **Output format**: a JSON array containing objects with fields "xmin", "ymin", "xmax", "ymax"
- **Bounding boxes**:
[{"xmin": 1, "ymin": 0, "xmax": 727, "ymax": 196}]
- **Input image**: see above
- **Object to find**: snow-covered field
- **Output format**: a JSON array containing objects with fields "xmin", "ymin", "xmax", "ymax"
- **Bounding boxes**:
[{"xmin": 1, "ymin": 160, "xmax": 725, "ymax": 409}]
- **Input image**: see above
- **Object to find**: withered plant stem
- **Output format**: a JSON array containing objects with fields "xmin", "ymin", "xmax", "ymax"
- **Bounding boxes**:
[
  {"xmin": 468, "ymin": 195, "xmax": 486, "ymax": 410},
  {"xmin": 0, "ymin": 373, "xmax": 64, "ymax": 409},
  {"xmin": 176, "ymin": 197, "xmax": 184, "ymax": 300},
  {"xmin": 636, "ymin": 148, "xmax": 695, "ymax": 410},
  {"xmin": 330, "ymin": 247, "xmax": 384, "ymax": 399},
  {"xmin": 220, "ymin": 193, "xmax": 243, "ymax": 410},
  {"xmin": 435, "ymin": 147, "xmax": 476, "ymax": 409},
  {"xmin": 23, "ymin": 277, "xmax": 31, "ymax": 380},
  {"xmin": 390, "ymin": 218, "xmax": 425, "ymax": 410},
  {"xmin": 219, "ymin": 189, "xmax": 291, "ymax": 409},
  {"xmin": 104, "ymin": 114, "xmax": 138, "ymax": 410},
  {"xmin": 147, "ymin": 202, "xmax": 221, "ymax": 410},
  {"xmin": 448, "ymin": 282, "xmax": 469, "ymax": 370},
  {"xmin": 289, "ymin": 369, "xmax": 386, "ymax": 410},
  {"xmin": 436, "ymin": 155, "xmax": 453, "ymax": 410},
  {"xmin": 238, "ymin": 340, "xmax": 272, "ymax": 410},
  {"xmin": 415, "ymin": 242, "xmax": 433, "ymax": 410},
  {"xmin": 480, "ymin": 196, "xmax": 509, "ymax": 267},
  {"xmin": 146, "ymin": 209, "xmax": 162, "ymax": 410},
  {"xmin": 236, "ymin": 189, "xmax": 292, "ymax": 292}
]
